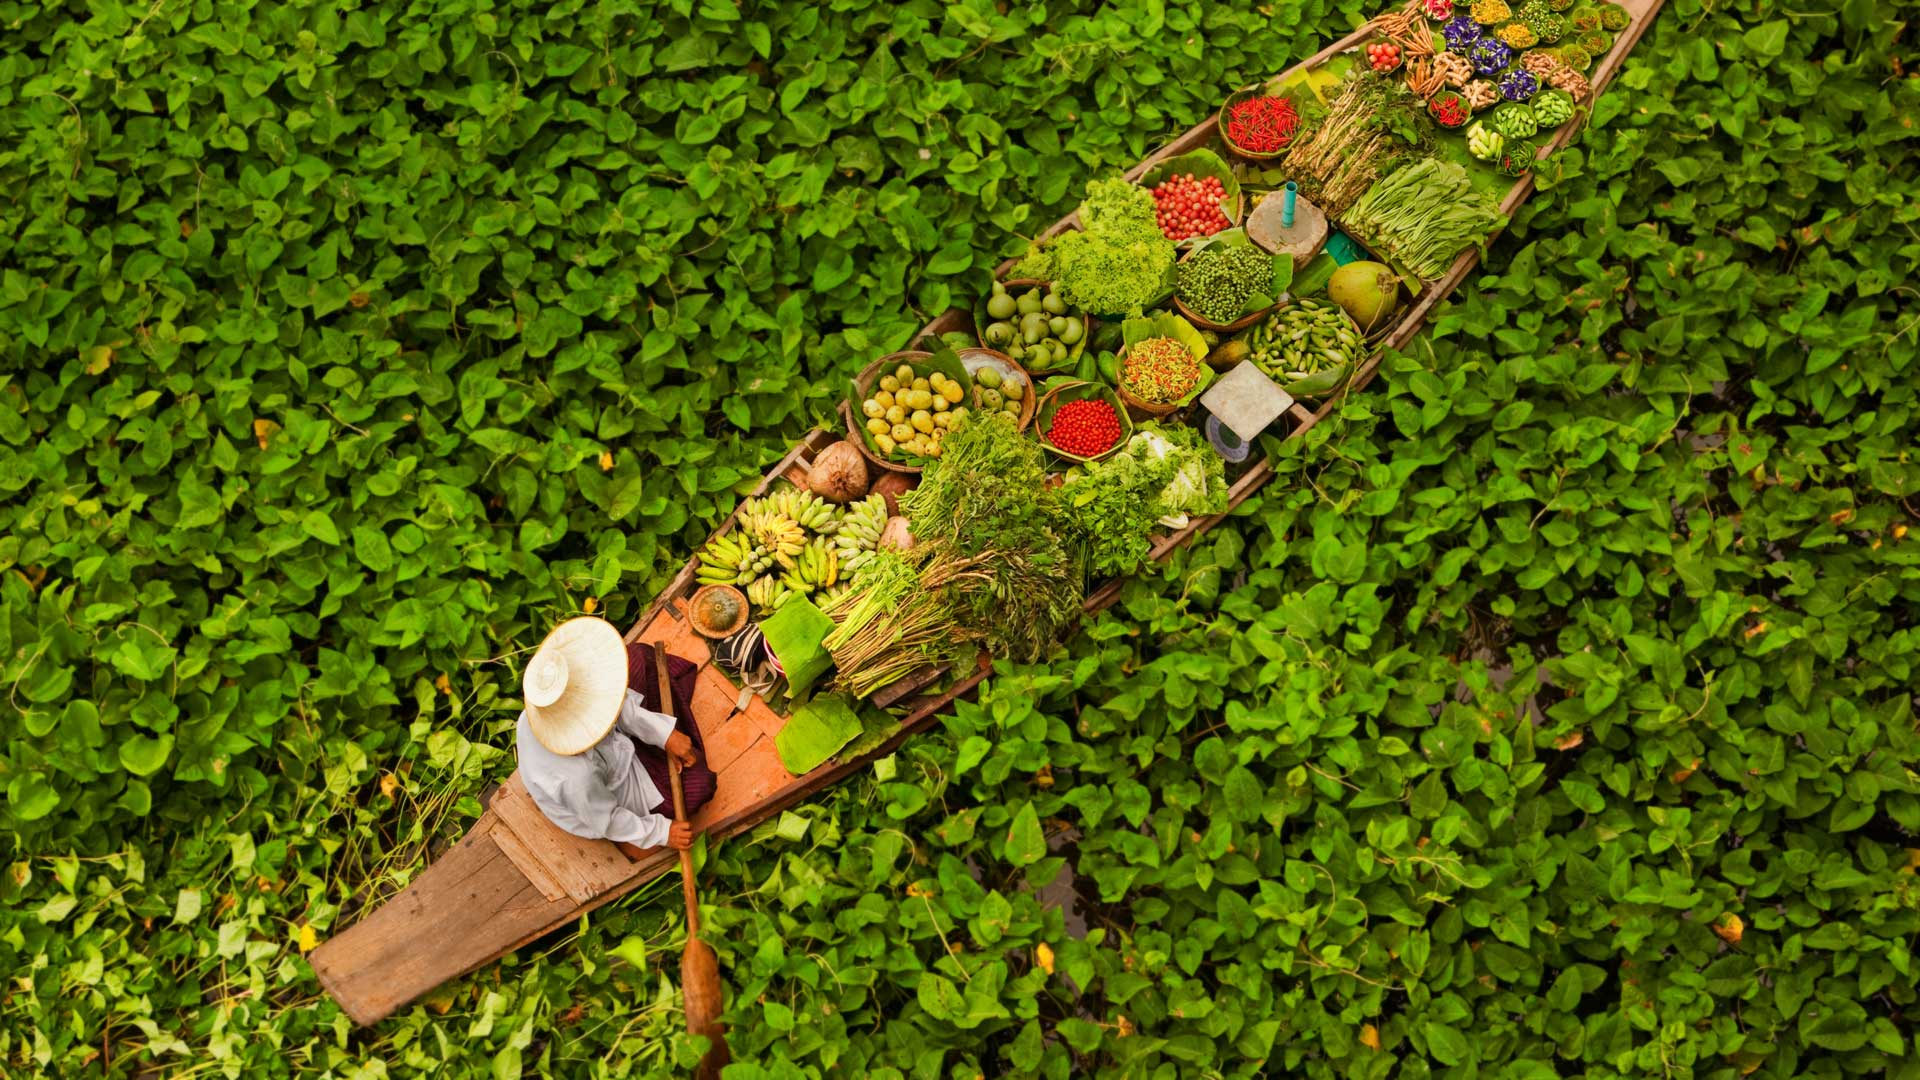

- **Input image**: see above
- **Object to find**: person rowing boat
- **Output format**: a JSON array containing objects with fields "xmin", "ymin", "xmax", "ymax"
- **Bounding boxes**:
[{"xmin": 515, "ymin": 617, "xmax": 717, "ymax": 855}]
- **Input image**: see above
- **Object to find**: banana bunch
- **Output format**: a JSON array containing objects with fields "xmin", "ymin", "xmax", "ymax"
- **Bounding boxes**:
[
  {"xmin": 746, "ymin": 574, "xmax": 795, "ymax": 611},
  {"xmin": 740, "ymin": 499, "xmax": 807, "ymax": 567},
  {"xmin": 768, "ymin": 487, "xmax": 840, "ymax": 534},
  {"xmin": 696, "ymin": 531, "xmax": 773, "ymax": 586},
  {"xmin": 784, "ymin": 536, "xmax": 839, "ymax": 595},
  {"xmin": 818, "ymin": 581, "xmax": 856, "ymax": 607},
  {"xmin": 832, "ymin": 494, "xmax": 888, "ymax": 576}
]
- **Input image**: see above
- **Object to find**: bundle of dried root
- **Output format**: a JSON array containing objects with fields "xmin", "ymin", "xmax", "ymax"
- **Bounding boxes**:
[{"xmin": 1404, "ymin": 56, "xmax": 1445, "ymax": 97}]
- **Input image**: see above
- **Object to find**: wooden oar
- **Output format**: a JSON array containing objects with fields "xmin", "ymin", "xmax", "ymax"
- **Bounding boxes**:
[{"xmin": 656, "ymin": 650, "xmax": 728, "ymax": 1078}]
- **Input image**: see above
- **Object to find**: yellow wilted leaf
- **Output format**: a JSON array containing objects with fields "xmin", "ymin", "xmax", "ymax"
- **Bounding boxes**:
[
  {"xmin": 379, "ymin": 773, "xmax": 400, "ymax": 798},
  {"xmin": 1904, "ymin": 848, "xmax": 1920, "ymax": 873},
  {"xmin": 1553, "ymin": 731, "xmax": 1584, "ymax": 751},
  {"xmin": 583, "ymin": 596, "xmax": 598, "ymax": 614},
  {"xmin": 435, "ymin": 673, "xmax": 452, "ymax": 695},
  {"xmin": 599, "ymin": 451, "xmax": 614, "ymax": 471},
  {"xmin": 1894, "ymin": 523, "xmax": 1909, "ymax": 540},
  {"xmin": 1744, "ymin": 621, "xmax": 1768, "ymax": 639},
  {"xmin": 1360, "ymin": 1024, "xmax": 1381, "ymax": 1051},
  {"xmin": 296, "ymin": 924, "xmax": 318, "ymax": 953},
  {"xmin": 424, "ymin": 990, "xmax": 456, "ymax": 1015},
  {"xmin": 253, "ymin": 418, "xmax": 280, "ymax": 450},
  {"xmin": 1036, "ymin": 942, "xmax": 1055, "ymax": 975},
  {"xmin": 1713, "ymin": 913, "xmax": 1743, "ymax": 944},
  {"xmin": 84, "ymin": 346, "xmax": 114, "ymax": 375},
  {"xmin": 1115, "ymin": 1015, "xmax": 1135, "ymax": 1038},
  {"xmin": 1671, "ymin": 760, "xmax": 1699, "ymax": 784}
]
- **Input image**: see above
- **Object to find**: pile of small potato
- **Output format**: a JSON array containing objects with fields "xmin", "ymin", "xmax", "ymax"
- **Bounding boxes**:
[{"xmin": 859, "ymin": 362, "xmax": 970, "ymax": 459}]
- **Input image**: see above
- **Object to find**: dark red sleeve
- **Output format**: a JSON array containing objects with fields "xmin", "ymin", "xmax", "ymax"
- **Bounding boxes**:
[{"xmin": 625, "ymin": 642, "xmax": 699, "ymax": 724}]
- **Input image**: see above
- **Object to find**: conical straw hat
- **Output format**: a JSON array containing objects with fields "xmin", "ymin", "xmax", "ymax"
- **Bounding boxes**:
[{"xmin": 521, "ymin": 617, "xmax": 628, "ymax": 756}]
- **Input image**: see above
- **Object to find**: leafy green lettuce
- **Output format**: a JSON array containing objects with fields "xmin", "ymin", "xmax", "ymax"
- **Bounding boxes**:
[{"xmin": 1059, "ymin": 422, "xmax": 1229, "ymax": 575}]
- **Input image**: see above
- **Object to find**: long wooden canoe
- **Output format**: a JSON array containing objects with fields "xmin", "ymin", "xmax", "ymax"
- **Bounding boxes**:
[{"xmin": 311, "ymin": 0, "xmax": 1665, "ymax": 1025}]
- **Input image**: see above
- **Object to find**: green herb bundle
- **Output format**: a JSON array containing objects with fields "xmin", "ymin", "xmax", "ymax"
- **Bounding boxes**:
[
  {"xmin": 1059, "ymin": 423, "xmax": 1229, "ymax": 576},
  {"xmin": 1013, "ymin": 178, "xmax": 1176, "ymax": 316},
  {"xmin": 899, "ymin": 415, "xmax": 1084, "ymax": 661},
  {"xmin": 1343, "ymin": 158, "xmax": 1507, "ymax": 280},
  {"xmin": 1280, "ymin": 71, "xmax": 1434, "ymax": 215}
]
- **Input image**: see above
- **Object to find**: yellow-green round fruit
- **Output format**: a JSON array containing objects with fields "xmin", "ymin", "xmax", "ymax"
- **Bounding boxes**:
[
  {"xmin": 1328, "ymin": 261, "xmax": 1402, "ymax": 332},
  {"xmin": 873, "ymin": 389, "xmax": 894, "ymax": 408},
  {"xmin": 935, "ymin": 411, "xmax": 953, "ymax": 428},
  {"xmin": 862, "ymin": 399, "xmax": 885, "ymax": 419},
  {"xmin": 894, "ymin": 364, "xmax": 914, "ymax": 382},
  {"xmin": 891, "ymin": 422, "xmax": 914, "ymax": 442},
  {"xmin": 867, "ymin": 417, "xmax": 889, "ymax": 435},
  {"xmin": 883, "ymin": 406, "xmax": 904, "ymax": 425},
  {"xmin": 875, "ymin": 433, "xmax": 896, "ymax": 454},
  {"xmin": 911, "ymin": 410, "xmax": 934, "ymax": 433},
  {"xmin": 933, "ymin": 394, "xmax": 950, "ymax": 412},
  {"xmin": 911, "ymin": 377, "xmax": 929, "ymax": 393},
  {"xmin": 879, "ymin": 375, "xmax": 900, "ymax": 393}
]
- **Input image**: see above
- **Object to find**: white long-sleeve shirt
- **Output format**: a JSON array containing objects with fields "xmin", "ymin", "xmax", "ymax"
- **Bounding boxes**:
[{"xmin": 517, "ymin": 689, "xmax": 679, "ymax": 848}]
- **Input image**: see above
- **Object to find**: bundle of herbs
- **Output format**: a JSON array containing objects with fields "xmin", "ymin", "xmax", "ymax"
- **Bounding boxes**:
[
  {"xmin": 1058, "ymin": 423, "xmax": 1229, "ymax": 576},
  {"xmin": 1012, "ymin": 178, "xmax": 1176, "ymax": 316},
  {"xmin": 1342, "ymin": 157, "xmax": 1507, "ymax": 280},
  {"xmin": 825, "ymin": 415, "xmax": 1085, "ymax": 696},
  {"xmin": 820, "ymin": 548, "xmax": 975, "ymax": 699},
  {"xmin": 1280, "ymin": 71, "xmax": 1433, "ymax": 216},
  {"xmin": 900, "ymin": 414, "xmax": 1085, "ymax": 661}
]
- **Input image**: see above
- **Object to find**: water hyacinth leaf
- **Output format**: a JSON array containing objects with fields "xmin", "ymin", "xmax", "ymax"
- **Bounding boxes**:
[
  {"xmin": 118, "ymin": 734, "xmax": 175, "ymax": 778},
  {"xmin": 1004, "ymin": 801, "xmax": 1046, "ymax": 866}
]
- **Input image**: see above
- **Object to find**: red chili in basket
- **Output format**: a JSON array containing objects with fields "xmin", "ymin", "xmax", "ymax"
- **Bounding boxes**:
[
  {"xmin": 1046, "ymin": 399, "xmax": 1122, "ymax": 457},
  {"xmin": 1224, "ymin": 95, "xmax": 1300, "ymax": 154},
  {"xmin": 1430, "ymin": 95, "xmax": 1469, "ymax": 128}
]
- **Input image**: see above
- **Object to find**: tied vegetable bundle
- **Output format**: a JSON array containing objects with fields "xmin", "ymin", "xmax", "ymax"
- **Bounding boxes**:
[
  {"xmin": 1280, "ymin": 72, "xmax": 1433, "ymax": 216},
  {"xmin": 1342, "ymin": 158, "xmax": 1507, "ymax": 280},
  {"xmin": 825, "ymin": 415, "xmax": 1084, "ymax": 697},
  {"xmin": 1058, "ymin": 424, "xmax": 1229, "ymax": 577}
]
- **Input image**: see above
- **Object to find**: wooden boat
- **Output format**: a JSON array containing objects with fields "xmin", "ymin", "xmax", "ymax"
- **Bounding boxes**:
[{"xmin": 310, "ymin": 0, "xmax": 1665, "ymax": 1026}]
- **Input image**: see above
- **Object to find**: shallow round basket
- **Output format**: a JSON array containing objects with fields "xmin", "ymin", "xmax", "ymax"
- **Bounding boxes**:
[
  {"xmin": 1136, "ymin": 163, "xmax": 1246, "ymax": 241},
  {"xmin": 1112, "ymin": 351, "xmax": 1183, "ymax": 422},
  {"xmin": 689, "ymin": 584, "xmax": 750, "ymax": 639},
  {"xmin": 1170, "ymin": 246, "xmax": 1280, "ymax": 334},
  {"xmin": 1033, "ymin": 380, "xmax": 1132, "ymax": 464},
  {"xmin": 956, "ymin": 347, "xmax": 1037, "ymax": 433},
  {"xmin": 843, "ymin": 349, "xmax": 971, "ymax": 476},
  {"xmin": 1215, "ymin": 88, "xmax": 1298, "ymax": 162}
]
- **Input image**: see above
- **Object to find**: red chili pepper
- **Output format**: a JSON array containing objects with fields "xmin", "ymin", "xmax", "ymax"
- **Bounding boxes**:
[{"xmin": 1225, "ymin": 96, "xmax": 1299, "ymax": 154}]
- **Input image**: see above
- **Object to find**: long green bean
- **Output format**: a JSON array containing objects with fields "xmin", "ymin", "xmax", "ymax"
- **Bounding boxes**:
[{"xmin": 1345, "ymin": 158, "xmax": 1506, "ymax": 279}]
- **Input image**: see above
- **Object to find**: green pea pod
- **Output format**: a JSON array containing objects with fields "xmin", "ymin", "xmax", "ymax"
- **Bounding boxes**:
[{"xmin": 1282, "ymin": 363, "xmax": 1353, "ymax": 400}]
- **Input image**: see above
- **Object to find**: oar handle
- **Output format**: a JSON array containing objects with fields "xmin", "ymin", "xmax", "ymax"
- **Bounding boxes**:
[{"xmin": 656, "ymin": 648, "xmax": 701, "ymax": 939}]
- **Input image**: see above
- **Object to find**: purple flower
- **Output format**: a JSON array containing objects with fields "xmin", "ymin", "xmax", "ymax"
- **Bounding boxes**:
[
  {"xmin": 1443, "ymin": 14, "xmax": 1482, "ymax": 47},
  {"xmin": 1470, "ymin": 38, "xmax": 1514, "ymax": 75},
  {"xmin": 1498, "ymin": 68, "xmax": 1540, "ymax": 100}
]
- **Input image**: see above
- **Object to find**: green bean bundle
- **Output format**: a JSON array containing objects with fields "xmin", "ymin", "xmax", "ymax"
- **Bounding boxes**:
[{"xmin": 1343, "ymin": 159, "xmax": 1507, "ymax": 281}]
